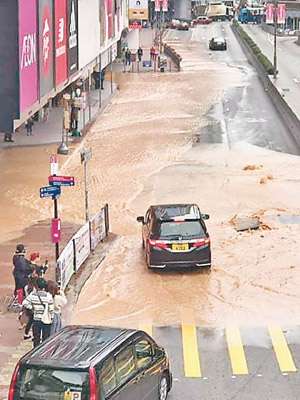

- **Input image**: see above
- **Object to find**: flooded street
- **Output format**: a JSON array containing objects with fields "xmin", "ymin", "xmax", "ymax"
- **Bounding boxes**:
[{"xmin": 1, "ymin": 34, "xmax": 300, "ymax": 330}]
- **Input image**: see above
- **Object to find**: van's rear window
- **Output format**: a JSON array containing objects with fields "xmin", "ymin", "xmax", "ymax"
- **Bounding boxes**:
[{"xmin": 14, "ymin": 366, "xmax": 89, "ymax": 399}]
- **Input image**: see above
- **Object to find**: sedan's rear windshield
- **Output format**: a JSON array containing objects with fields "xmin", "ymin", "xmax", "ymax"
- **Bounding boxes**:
[
  {"xmin": 155, "ymin": 221, "xmax": 205, "ymax": 239},
  {"xmin": 14, "ymin": 366, "xmax": 89, "ymax": 399}
]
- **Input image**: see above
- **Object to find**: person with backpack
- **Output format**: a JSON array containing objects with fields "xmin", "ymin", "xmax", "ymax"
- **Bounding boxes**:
[{"xmin": 22, "ymin": 278, "xmax": 54, "ymax": 347}]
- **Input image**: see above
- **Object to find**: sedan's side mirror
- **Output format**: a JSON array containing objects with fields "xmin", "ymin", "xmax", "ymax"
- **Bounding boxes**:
[
  {"xmin": 202, "ymin": 214, "xmax": 210, "ymax": 220},
  {"xmin": 137, "ymin": 216, "xmax": 145, "ymax": 224}
]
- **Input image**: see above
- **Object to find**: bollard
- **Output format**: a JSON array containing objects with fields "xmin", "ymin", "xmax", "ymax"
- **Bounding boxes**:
[
  {"xmin": 132, "ymin": 62, "xmax": 134, "ymax": 73},
  {"xmin": 137, "ymin": 61, "xmax": 140, "ymax": 73},
  {"xmin": 169, "ymin": 61, "xmax": 172, "ymax": 72}
]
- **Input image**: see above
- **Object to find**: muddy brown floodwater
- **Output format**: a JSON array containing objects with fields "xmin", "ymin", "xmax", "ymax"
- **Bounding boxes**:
[
  {"xmin": 1, "ymin": 36, "xmax": 300, "ymax": 329},
  {"xmin": 71, "ymin": 38, "xmax": 300, "ymax": 328}
]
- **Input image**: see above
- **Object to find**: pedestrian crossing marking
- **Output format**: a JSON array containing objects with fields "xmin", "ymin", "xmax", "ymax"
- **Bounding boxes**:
[
  {"xmin": 226, "ymin": 325, "xmax": 249, "ymax": 375},
  {"xmin": 139, "ymin": 324, "xmax": 153, "ymax": 337},
  {"xmin": 181, "ymin": 308, "xmax": 201, "ymax": 378},
  {"xmin": 268, "ymin": 325, "xmax": 297, "ymax": 373}
]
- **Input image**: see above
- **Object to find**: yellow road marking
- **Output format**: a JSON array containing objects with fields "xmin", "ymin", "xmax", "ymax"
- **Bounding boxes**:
[
  {"xmin": 226, "ymin": 325, "xmax": 248, "ymax": 375},
  {"xmin": 181, "ymin": 308, "xmax": 201, "ymax": 377},
  {"xmin": 138, "ymin": 324, "xmax": 153, "ymax": 337},
  {"xmin": 268, "ymin": 325, "xmax": 297, "ymax": 372}
]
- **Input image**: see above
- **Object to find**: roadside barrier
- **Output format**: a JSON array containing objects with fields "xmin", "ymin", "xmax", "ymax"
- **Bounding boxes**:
[
  {"xmin": 163, "ymin": 44, "xmax": 182, "ymax": 71},
  {"xmin": 57, "ymin": 203, "xmax": 109, "ymax": 289}
]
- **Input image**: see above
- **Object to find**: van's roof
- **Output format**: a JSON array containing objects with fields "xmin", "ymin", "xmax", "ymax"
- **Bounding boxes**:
[{"xmin": 20, "ymin": 326, "xmax": 138, "ymax": 369}]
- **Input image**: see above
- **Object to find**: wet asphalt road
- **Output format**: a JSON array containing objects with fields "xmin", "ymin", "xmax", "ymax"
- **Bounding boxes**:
[
  {"xmin": 158, "ymin": 325, "xmax": 300, "ymax": 400},
  {"xmin": 184, "ymin": 22, "xmax": 300, "ymax": 155}
]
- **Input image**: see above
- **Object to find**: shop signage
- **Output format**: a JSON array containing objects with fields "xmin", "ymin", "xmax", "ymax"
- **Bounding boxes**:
[
  {"xmin": 18, "ymin": 0, "xmax": 38, "ymax": 113},
  {"xmin": 67, "ymin": 0, "xmax": 79, "ymax": 76},
  {"xmin": 54, "ymin": 0, "xmax": 68, "ymax": 86}
]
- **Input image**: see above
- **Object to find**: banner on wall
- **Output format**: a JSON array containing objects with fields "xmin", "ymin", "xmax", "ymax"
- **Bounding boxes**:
[
  {"xmin": 57, "ymin": 240, "xmax": 74, "ymax": 289},
  {"xmin": 90, "ymin": 208, "xmax": 106, "ymax": 250},
  {"xmin": 162, "ymin": 0, "xmax": 168, "ymax": 12},
  {"xmin": 154, "ymin": 0, "xmax": 160, "ymax": 12},
  {"xmin": 54, "ymin": 0, "xmax": 68, "ymax": 86},
  {"xmin": 67, "ymin": 0, "xmax": 78, "ymax": 75},
  {"xmin": 73, "ymin": 222, "xmax": 90, "ymax": 271},
  {"xmin": 129, "ymin": 0, "xmax": 149, "ymax": 20},
  {"xmin": 19, "ymin": 0, "xmax": 38, "ymax": 113},
  {"xmin": 265, "ymin": 4, "xmax": 274, "ymax": 24},
  {"xmin": 39, "ymin": 0, "xmax": 54, "ymax": 97},
  {"xmin": 277, "ymin": 4, "xmax": 286, "ymax": 24}
]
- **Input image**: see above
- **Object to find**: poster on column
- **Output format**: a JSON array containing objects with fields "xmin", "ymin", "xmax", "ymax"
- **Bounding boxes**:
[
  {"xmin": 54, "ymin": 0, "xmax": 68, "ymax": 86},
  {"xmin": 19, "ymin": 0, "xmax": 38, "ymax": 113},
  {"xmin": 67, "ymin": 0, "xmax": 78, "ymax": 76},
  {"xmin": 39, "ymin": 0, "xmax": 54, "ymax": 98},
  {"xmin": 107, "ymin": 0, "xmax": 113, "ymax": 40},
  {"xmin": 155, "ymin": 0, "xmax": 160, "ymax": 12}
]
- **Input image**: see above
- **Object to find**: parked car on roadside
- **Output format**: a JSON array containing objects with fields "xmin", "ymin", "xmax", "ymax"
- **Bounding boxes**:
[
  {"xmin": 8, "ymin": 325, "xmax": 173, "ymax": 400},
  {"xmin": 137, "ymin": 204, "xmax": 211, "ymax": 270},
  {"xmin": 209, "ymin": 37, "xmax": 227, "ymax": 50},
  {"xmin": 191, "ymin": 16, "xmax": 213, "ymax": 26}
]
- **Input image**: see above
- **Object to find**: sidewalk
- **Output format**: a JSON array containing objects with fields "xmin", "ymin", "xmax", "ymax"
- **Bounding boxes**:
[{"xmin": 0, "ymin": 79, "xmax": 118, "ymax": 148}]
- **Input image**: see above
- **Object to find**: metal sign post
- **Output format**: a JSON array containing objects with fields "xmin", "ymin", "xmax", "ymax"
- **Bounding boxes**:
[{"xmin": 81, "ymin": 148, "xmax": 92, "ymax": 222}]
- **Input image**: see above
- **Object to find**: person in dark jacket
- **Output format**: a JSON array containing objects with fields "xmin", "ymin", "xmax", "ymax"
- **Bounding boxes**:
[
  {"xmin": 12, "ymin": 244, "xmax": 31, "ymax": 295},
  {"xmin": 137, "ymin": 46, "xmax": 143, "ymax": 62}
]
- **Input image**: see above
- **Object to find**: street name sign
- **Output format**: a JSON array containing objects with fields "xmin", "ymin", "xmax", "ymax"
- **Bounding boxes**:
[
  {"xmin": 49, "ymin": 175, "xmax": 75, "ymax": 187},
  {"xmin": 81, "ymin": 148, "xmax": 92, "ymax": 163},
  {"xmin": 40, "ymin": 186, "xmax": 61, "ymax": 198},
  {"xmin": 50, "ymin": 156, "xmax": 58, "ymax": 175}
]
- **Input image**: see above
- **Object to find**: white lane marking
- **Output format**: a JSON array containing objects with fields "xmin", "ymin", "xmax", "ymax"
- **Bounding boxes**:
[
  {"xmin": 191, "ymin": 28, "xmax": 196, "ymax": 41},
  {"xmin": 293, "ymin": 78, "xmax": 300, "ymax": 83}
]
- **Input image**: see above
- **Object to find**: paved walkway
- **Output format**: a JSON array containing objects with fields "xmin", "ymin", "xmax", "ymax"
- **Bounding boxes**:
[{"xmin": 0, "ymin": 79, "xmax": 118, "ymax": 148}]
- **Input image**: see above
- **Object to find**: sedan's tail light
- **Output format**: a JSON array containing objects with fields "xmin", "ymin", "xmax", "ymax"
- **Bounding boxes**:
[
  {"xmin": 148, "ymin": 239, "xmax": 168, "ymax": 249},
  {"xmin": 193, "ymin": 237, "xmax": 210, "ymax": 248}
]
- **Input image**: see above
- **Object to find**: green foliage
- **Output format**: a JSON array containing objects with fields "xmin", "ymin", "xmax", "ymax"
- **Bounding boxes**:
[{"xmin": 233, "ymin": 20, "xmax": 274, "ymax": 75}]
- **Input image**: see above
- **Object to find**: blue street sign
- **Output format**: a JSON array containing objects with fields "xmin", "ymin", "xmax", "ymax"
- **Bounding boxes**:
[{"xmin": 40, "ymin": 186, "xmax": 61, "ymax": 199}]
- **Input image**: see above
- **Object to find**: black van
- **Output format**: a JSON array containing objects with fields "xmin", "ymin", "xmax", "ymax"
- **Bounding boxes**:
[{"xmin": 8, "ymin": 326, "xmax": 172, "ymax": 400}]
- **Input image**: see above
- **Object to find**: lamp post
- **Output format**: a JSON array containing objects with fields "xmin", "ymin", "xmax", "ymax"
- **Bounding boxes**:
[{"xmin": 273, "ymin": 0, "xmax": 278, "ymax": 79}]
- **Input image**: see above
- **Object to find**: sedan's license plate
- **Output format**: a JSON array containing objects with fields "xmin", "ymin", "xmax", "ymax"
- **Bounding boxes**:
[{"xmin": 172, "ymin": 243, "xmax": 189, "ymax": 251}]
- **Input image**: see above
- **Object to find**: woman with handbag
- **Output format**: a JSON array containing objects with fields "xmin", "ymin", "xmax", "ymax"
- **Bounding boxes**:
[{"xmin": 22, "ymin": 278, "xmax": 54, "ymax": 347}]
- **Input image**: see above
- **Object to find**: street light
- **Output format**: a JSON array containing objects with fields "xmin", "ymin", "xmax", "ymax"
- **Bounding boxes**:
[{"xmin": 273, "ymin": 0, "xmax": 278, "ymax": 79}]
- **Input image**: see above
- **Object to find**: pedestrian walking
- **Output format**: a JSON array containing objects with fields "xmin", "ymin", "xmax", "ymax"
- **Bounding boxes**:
[
  {"xmin": 150, "ymin": 45, "xmax": 155, "ymax": 61},
  {"xmin": 29, "ymin": 253, "xmax": 48, "ymax": 277},
  {"xmin": 25, "ymin": 117, "xmax": 33, "ymax": 136},
  {"xmin": 47, "ymin": 281, "xmax": 67, "ymax": 335},
  {"xmin": 138, "ymin": 46, "xmax": 143, "ymax": 62},
  {"xmin": 42, "ymin": 102, "xmax": 50, "ymax": 123},
  {"xmin": 22, "ymin": 272, "xmax": 38, "ymax": 340},
  {"xmin": 100, "ymin": 69, "xmax": 105, "ymax": 90},
  {"xmin": 125, "ymin": 49, "xmax": 132, "ymax": 65},
  {"xmin": 12, "ymin": 244, "xmax": 31, "ymax": 299},
  {"xmin": 22, "ymin": 278, "xmax": 54, "ymax": 347}
]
